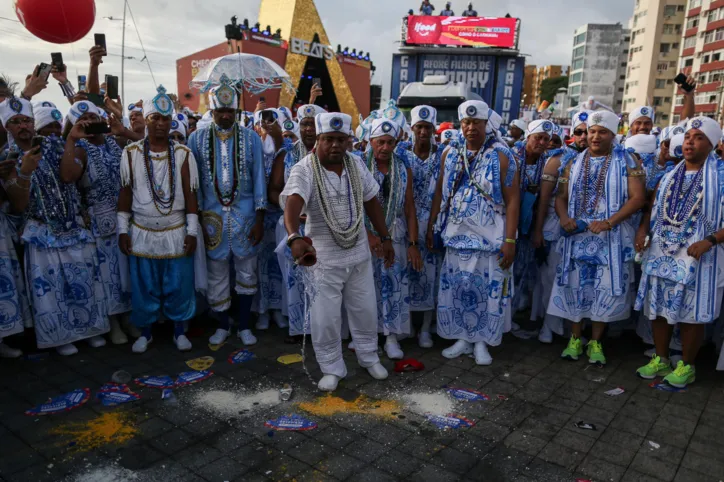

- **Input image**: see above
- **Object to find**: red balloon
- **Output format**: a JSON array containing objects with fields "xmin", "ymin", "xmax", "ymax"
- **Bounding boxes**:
[{"xmin": 15, "ymin": 0, "xmax": 96, "ymax": 44}]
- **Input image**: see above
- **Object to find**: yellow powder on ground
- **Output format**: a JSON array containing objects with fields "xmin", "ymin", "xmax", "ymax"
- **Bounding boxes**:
[
  {"xmin": 51, "ymin": 412, "xmax": 137, "ymax": 452},
  {"xmin": 298, "ymin": 394, "xmax": 400, "ymax": 418}
]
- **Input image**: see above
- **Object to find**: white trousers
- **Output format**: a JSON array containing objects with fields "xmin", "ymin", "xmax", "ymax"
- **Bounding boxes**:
[
  {"xmin": 309, "ymin": 260, "xmax": 380, "ymax": 377},
  {"xmin": 207, "ymin": 255, "xmax": 258, "ymax": 312}
]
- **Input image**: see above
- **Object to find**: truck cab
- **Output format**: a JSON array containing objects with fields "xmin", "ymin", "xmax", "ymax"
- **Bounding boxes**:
[{"xmin": 397, "ymin": 75, "xmax": 483, "ymax": 127}]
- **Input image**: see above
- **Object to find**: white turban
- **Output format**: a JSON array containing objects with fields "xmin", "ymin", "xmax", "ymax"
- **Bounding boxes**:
[
  {"xmin": 630, "ymin": 105, "xmax": 655, "ymax": 125},
  {"xmin": 0, "ymin": 97, "xmax": 33, "ymax": 128},
  {"xmin": 35, "ymin": 106, "xmax": 64, "ymax": 131},
  {"xmin": 67, "ymin": 101, "xmax": 104, "ymax": 126},
  {"xmin": 487, "ymin": 109, "xmax": 502, "ymax": 134},
  {"xmin": 143, "ymin": 85, "xmax": 175, "ymax": 119},
  {"xmin": 526, "ymin": 119, "xmax": 555, "ymax": 137},
  {"xmin": 380, "ymin": 100, "xmax": 406, "ymax": 129},
  {"xmin": 369, "ymin": 119, "xmax": 399, "ymax": 139},
  {"xmin": 686, "ymin": 116, "xmax": 723, "ymax": 150},
  {"xmin": 441, "ymin": 129, "xmax": 458, "ymax": 141},
  {"xmin": 207, "ymin": 74, "xmax": 238, "ymax": 111},
  {"xmin": 572, "ymin": 111, "xmax": 590, "ymax": 131},
  {"xmin": 32, "ymin": 100, "xmax": 57, "ymax": 111},
  {"xmin": 510, "ymin": 119, "xmax": 528, "ymax": 132},
  {"xmin": 170, "ymin": 118, "xmax": 187, "ymax": 139},
  {"xmin": 669, "ymin": 133, "xmax": 685, "ymax": 159},
  {"xmin": 458, "ymin": 100, "xmax": 489, "ymax": 121},
  {"xmin": 196, "ymin": 111, "xmax": 213, "ymax": 131},
  {"xmin": 588, "ymin": 111, "xmax": 620, "ymax": 135},
  {"xmin": 297, "ymin": 104, "xmax": 327, "ymax": 121},
  {"xmin": 174, "ymin": 112, "xmax": 189, "ymax": 130},
  {"xmin": 624, "ymin": 134, "xmax": 657, "ymax": 155},
  {"xmin": 315, "ymin": 113, "xmax": 352, "ymax": 136},
  {"xmin": 282, "ymin": 118, "xmax": 299, "ymax": 137},
  {"xmin": 278, "ymin": 106, "xmax": 293, "ymax": 123},
  {"xmin": 411, "ymin": 105, "xmax": 437, "ymax": 128}
]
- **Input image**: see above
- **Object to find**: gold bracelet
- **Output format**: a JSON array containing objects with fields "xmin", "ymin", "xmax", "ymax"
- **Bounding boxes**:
[
  {"xmin": 558, "ymin": 178, "xmax": 569, "ymax": 184},
  {"xmin": 504, "ymin": 238, "xmax": 516, "ymax": 245}
]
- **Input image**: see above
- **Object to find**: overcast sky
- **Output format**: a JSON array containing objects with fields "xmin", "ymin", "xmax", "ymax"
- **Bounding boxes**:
[{"xmin": 0, "ymin": 0, "xmax": 633, "ymax": 110}]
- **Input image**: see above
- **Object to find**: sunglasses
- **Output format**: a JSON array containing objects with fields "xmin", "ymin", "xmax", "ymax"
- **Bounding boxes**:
[
  {"xmin": 573, "ymin": 130, "xmax": 587, "ymax": 136},
  {"xmin": 7, "ymin": 117, "xmax": 34, "ymax": 126}
]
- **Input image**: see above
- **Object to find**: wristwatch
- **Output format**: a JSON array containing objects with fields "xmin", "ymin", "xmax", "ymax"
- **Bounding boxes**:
[
  {"xmin": 706, "ymin": 234, "xmax": 718, "ymax": 246},
  {"xmin": 380, "ymin": 235, "xmax": 392, "ymax": 243},
  {"xmin": 286, "ymin": 233, "xmax": 303, "ymax": 247}
]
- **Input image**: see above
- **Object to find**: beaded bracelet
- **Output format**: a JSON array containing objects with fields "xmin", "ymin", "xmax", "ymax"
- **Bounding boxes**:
[{"xmin": 541, "ymin": 174, "xmax": 558, "ymax": 183}]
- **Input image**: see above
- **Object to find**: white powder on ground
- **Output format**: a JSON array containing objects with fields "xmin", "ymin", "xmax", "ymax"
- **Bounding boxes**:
[
  {"xmin": 401, "ymin": 392, "xmax": 457, "ymax": 416},
  {"xmin": 192, "ymin": 389, "xmax": 280, "ymax": 417},
  {"xmin": 70, "ymin": 466, "xmax": 139, "ymax": 481}
]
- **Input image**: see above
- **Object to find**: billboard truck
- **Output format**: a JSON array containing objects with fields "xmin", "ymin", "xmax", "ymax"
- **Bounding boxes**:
[{"xmin": 391, "ymin": 53, "xmax": 525, "ymax": 127}]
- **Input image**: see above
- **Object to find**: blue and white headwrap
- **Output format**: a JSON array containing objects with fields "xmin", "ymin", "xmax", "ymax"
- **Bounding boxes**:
[
  {"xmin": 630, "ymin": 105, "xmax": 655, "ymax": 125},
  {"xmin": 170, "ymin": 118, "xmax": 186, "ymax": 140},
  {"xmin": 143, "ymin": 85, "xmax": 175, "ymax": 119},
  {"xmin": 0, "ymin": 97, "xmax": 33, "ymax": 128},
  {"xmin": 686, "ymin": 116, "xmax": 722, "ymax": 150},
  {"xmin": 34, "ymin": 106, "xmax": 64, "ymax": 131},
  {"xmin": 669, "ymin": 133, "xmax": 685, "ymax": 159},
  {"xmin": 526, "ymin": 119, "xmax": 554, "ymax": 137},
  {"xmin": 369, "ymin": 119, "xmax": 399, "ymax": 139},
  {"xmin": 458, "ymin": 100, "xmax": 489, "ymax": 121},
  {"xmin": 315, "ymin": 113, "xmax": 352, "ymax": 136},
  {"xmin": 67, "ymin": 100, "xmax": 104, "ymax": 125},
  {"xmin": 571, "ymin": 111, "xmax": 590, "ymax": 131},
  {"xmin": 296, "ymin": 104, "xmax": 327, "ymax": 121},
  {"xmin": 411, "ymin": 105, "xmax": 437, "ymax": 127},
  {"xmin": 282, "ymin": 118, "xmax": 299, "ymax": 138},
  {"xmin": 381, "ymin": 99, "xmax": 407, "ymax": 129}
]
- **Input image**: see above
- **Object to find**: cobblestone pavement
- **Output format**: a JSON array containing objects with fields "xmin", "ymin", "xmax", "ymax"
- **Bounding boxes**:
[{"xmin": 0, "ymin": 317, "xmax": 723, "ymax": 482}]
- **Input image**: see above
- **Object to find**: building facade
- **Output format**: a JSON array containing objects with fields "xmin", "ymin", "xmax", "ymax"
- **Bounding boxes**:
[
  {"xmin": 523, "ymin": 64, "xmax": 537, "ymax": 108},
  {"xmin": 672, "ymin": 0, "xmax": 724, "ymax": 123},
  {"xmin": 623, "ymin": 0, "xmax": 687, "ymax": 127},
  {"xmin": 567, "ymin": 23, "xmax": 631, "ymax": 112},
  {"xmin": 532, "ymin": 65, "xmax": 569, "ymax": 107}
]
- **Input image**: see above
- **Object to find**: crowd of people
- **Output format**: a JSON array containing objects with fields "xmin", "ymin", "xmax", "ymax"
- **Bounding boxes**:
[{"xmin": 1, "ymin": 44, "xmax": 723, "ymax": 393}]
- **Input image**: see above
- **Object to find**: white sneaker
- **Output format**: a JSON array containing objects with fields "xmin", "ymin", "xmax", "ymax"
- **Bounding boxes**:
[
  {"xmin": 256, "ymin": 313, "xmax": 270, "ymax": 330},
  {"xmin": 132, "ymin": 336, "xmax": 152, "ymax": 354},
  {"xmin": 367, "ymin": 363, "xmax": 388, "ymax": 380},
  {"xmin": 442, "ymin": 340, "xmax": 473, "ymax": 359},
  {"xmin": 209, "ymin": 328, "xmax": 229, "ymax": 345},
  {"xmin": 272, "ymin": 310, "xmax": 289, "ymax": 328},
  {"xmin": 57, "ymin": 343, "xmax": 78, "ymax": 356},
  {"xmin": 348, "ymin": 340, "xmax": 356, "ymax": 351},
  {"xmin": 538, "ymin": 325, "xmax": 553, "ymax": 344},
  {"xmin": 384, "ymin": 340, "xmax": 404, "ymax": 360},
  {"xmin": 474, "ymin": 341, "xmax": 493, "ymax": 366},
  {"xmin": 418, "ymin": 332, "xmax": 434, "ymax": 349},
  {"xmin": 0, "ymin": 343, "xmax": 22, "ymax": 358},
  {"xmin": 318, "ymin": 374, "xmax": 341, "ymax": 391},
  {"xmin": 174, "ymin": 335, "xmax": 192, "ymax": 352},
  {"xmin": 87, "ymin": 336, "xmax": 106, "ymax": 348},
  {"xmin": 644, "ymin": 347, "xmax": 656, "ymax": 358},
  {"xmin": 238, "ymin": 329, "xmax": 257, "ymax": 346}
]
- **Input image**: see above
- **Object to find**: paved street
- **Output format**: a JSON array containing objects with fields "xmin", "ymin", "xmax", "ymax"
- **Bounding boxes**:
[{"xmin": 0, "ymin": 316, "xmax": 722, "ymax": 482}]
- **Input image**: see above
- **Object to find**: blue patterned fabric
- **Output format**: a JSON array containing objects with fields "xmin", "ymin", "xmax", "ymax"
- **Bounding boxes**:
[
  {"xmin": 367, "ymin": 153, "xmax": 411, "ymax": 335},
  {"xmin": 437, "ymin": 248, "xmax": 511, "ymax": 345},
  {"xmin": 549, "ymin": 146, "xmax": 638, "ymax": 323},
  {"xmin": 252, "ymin": 141, "xmax": 284, "ymax": 315},
  {"xmin": 188, "ymin": 123, "xmax": 267, "ymax": 261},
  {"xmin": 26, "ymin": 242, "xmax": 109, "ymax": 348},
  {"xmin": 399, "ymin": 145, "xmax": 444, "ymax": 311},
  {"xmin": 635, "ymin": 155, "xmax": 724, "ymax": 324},
  {"xmin": 76, "ymin": 137, "xmax": 131, "ymax": 316},
  {"xmin": 0, "ymin": 211, "xmax": 30, "ymax": 339},
  {"xmin": 129, "ymin": 256, "xmax": 195, "ymax": 327}
]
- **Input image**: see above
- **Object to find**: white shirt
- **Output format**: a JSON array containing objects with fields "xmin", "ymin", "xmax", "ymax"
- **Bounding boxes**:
[{"xmin": 280, "ymin": 154, "xmax": 379, "ymax": 269}]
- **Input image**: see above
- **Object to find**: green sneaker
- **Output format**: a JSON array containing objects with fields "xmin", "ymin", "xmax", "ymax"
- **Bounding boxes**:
[
  {"xmin": 636, "ymin": 355, "xmax": 672, "ymax": 379},
  {"xmin": 587, "ymin": 340, "xmax": 606, "ymax": 365},
  {"xmin": 561, "ymin": 336, "xmax": 583, "ymax": 361},
  {"xmin": 663, "ymin": 361, "xmax": 696, "ymax": 388}
]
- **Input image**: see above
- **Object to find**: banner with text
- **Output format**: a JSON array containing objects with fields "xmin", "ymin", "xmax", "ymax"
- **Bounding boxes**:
[{"xmin": 406, "ymin": 16, "xmax": 517, "ymax": 48}]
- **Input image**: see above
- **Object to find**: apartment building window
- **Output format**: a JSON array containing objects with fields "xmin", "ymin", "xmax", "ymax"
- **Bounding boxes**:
[
  {"xmin": 714, "ymin": 53, "xmax": 722, "ymax": 62},
  {"xmin": 620, "ymin": 75, "xmax": 626, "ymax": 80},
  {"xmin": 661, "ymin": 114, "xmax": 669, "ymax": 121},
  {"xmin": 673, "ymin": 42, "xmax": 680, "ymax": 49},
  {"xmin": 660, "ymin": 43, "xmax": 671, "ymax": 54},
  {"xmin": 663, "ymin": 24, "xmax": 675, "ymax": 34},
  {"xmin": 703, "ymin": 54, "xmax": 711, "ymax": 63},
  {"xmin": 569, "ymin": 85, "xmax": 581, "ymax": 95},
  {"xmin": 708, "ymin": 7, "xmax": 724, "ymax": 24},
  {"xmin": 695, "ymin": 93, "xmax": 719, "ymax": 104},
  {"xmin": 704, "ymin": 28, "xmax": 724, "ymax": 44},
  {"xmin": 675, "ymin": 96, "xmax": 685, "ymax": 106},
  {"xmin": 664, "ymin": 97, "xmax": 672, "ymax": 103},
  {"xmin": 677, "ymin": 5, "xmax": 684, "ymax": 12},
  {"xmin": 683, "ymin": 57, "xmax": 694, "ymax": 67},
  {"xmin": 572, "ymin": 59, "xmax": 584, "ymax": 70},
  {"xmin": 686, "ymin": 17, "xmax": 699, "ymax": 30},
  {"xmin": 672, "ymin": 114, "xmax": 680, "ymax": 124},
  {"xmin": 574, "ymin": 32, "xmax": 586, "ymax": 45},
  {"xmin": 664, "ymin": 5, "xmax": 677, "ymax": 16},
  {"xmin": 570, "ymin": 72, "xmax": 582, "ymax": 83},
  {"xmin": 683, "ymin": 36, "xmax": 697, "ymax": 49},
  {"xmin": 657, "ymin": 62, "xmax": 669, "ymax": 71},
  {"xmin": 689, "ymin": 0, "xmax": 702, "ymax": 8},
  {"xmin": 653, "ymin": 97, "xmax": 663, "ymax": 106},
  {"xmin": 655, "ymin": 79, "xmax": 667, "ymax": 89},
  {"xmin": 573, "ymin": 46, "xmax": 585, "ymax": 58}
]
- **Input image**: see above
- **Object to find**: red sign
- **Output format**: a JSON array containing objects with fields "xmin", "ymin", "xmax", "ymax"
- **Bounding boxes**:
[{"xmin": 406, "ymin": 16, "xmax": 517, "ymax": 48}]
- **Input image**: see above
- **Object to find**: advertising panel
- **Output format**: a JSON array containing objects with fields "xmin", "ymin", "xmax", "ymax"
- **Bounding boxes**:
[{"xmin": 406, "ymin": 16, "xmax": 517, "ymax": 49}]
